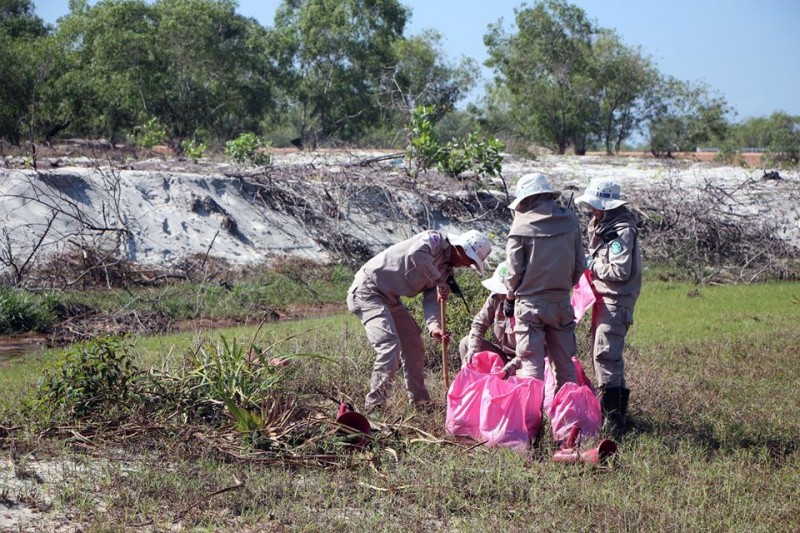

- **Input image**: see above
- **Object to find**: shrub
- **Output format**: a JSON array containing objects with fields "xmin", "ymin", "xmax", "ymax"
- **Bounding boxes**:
[
  {"xmin": 225, "ymin": 133, "xmax": 272, "ymax": 166},
  {"xmin": 32, "ymin": 336, "xmax": 137, "ymax": 418},
  {"xmin": 133, "ymin": 117, "xmax": 167, "ymax": 149},
  {"xmin": 180, "ymin": 139, "xmax": 207, "ymax": 160}
]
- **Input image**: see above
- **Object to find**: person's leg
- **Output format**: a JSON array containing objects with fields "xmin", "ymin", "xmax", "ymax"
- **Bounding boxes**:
[
  {"xmin": 513, "ymin": 300, "xmax": 547, "ymax": 379},
  {"xmin": 592, "ymin": 301, "xmax": 633, "ymax": 435},
  {"xmin": 544, "ymin": 300, "xmax": 578, "ymax": 389},
  {"xmin": 351, "ymin": 289, "xmax": 403, "ymax": 413},
  {"xmin": 460, "ymin": 335, "xmax": 506, "ymax": 365},
  {"xmin": 392, "ymin": 304, "xmax": 430, "ymax": 404},
  {"xmin": 591, "ymin": 302, "xmax": 631, "ymax": 389}
]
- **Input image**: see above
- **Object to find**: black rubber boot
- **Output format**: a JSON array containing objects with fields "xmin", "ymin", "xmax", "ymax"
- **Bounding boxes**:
[
  {"xmin": 601, "ymin": 386, "xmax": 625, "ymax": 439},
  {"xmin": 621, "ymin": 387, "xmax": 631, "ymax": 429}
]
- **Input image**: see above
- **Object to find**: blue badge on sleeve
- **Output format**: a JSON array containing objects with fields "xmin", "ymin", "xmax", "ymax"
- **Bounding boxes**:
[
  {"xmin": 610, "ymin": 241, "xmax": 623, "ymax": 255},
  {"xmin": 429, "ymin": 233, "xmax": 441, "ymax": 248}
]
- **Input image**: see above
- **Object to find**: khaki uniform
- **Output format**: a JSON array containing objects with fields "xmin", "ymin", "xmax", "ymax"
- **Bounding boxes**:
[
  {"xmin": 458, "ymin": 294, "xmax": 516, "ymax": 364},
  {"xmin": 347, "ymin": 230, "xmax": 454, "ymax": 412},
  {"xmin": 503, "ymin": 196, "xmax": 586, "ymax": 388},
  {"xmin": 587, "ymin": 207, "xmax": 641, "ymax": 388}
]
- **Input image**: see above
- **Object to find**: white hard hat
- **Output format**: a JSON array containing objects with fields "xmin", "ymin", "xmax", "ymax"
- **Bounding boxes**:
[
  {"xmin": 575, "ymin": 178, "xmax": 628, "ymax": 210},
  {"xmin": 481, "ymin": 261, "xmax": 509, "ymax": 294},
  {"xmin": 448, "ymin": 230, "xmax": 492, "ymax": 275},
  {"xmin": 508, "ymin": 173, "xmax": 561, "ymax": 211}
]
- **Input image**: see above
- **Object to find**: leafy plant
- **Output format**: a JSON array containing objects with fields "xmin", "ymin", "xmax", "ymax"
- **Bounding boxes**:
[
  {"xmin": 133, "ymin": 117, "xmax": 167, "ymax": 149},
  {"xmin": 406, "ymin": 105, "xmax": 443, "ymax": 177},
  {"xmin": 407, "ymin": 106, "xmax": 505, "ymax": 180},
  {"xmin": 225, "ymin": 133, "xmax": 271, "ymax": 166},
  {"xmin": 32, "ymin": 336, "xmax": 137, "ymax": 418},
  {"xmin": 0, "ymin": 288, "xmax": 55, "ymax": 334},
  {"xmin": 180, "ymin": 138, "xmax": 207, "ymax": 160}
]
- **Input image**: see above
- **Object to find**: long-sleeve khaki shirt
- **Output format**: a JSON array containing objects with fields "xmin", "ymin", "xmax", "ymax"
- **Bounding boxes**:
[
  {"xmin": 466, "ymin": 294, "xmax": 516, "ymax": 358},
  {"xmin": 587, "ymin": 206, "xmax": 642, "ymax": 306},
  {"xmin": 505, "ymin": 197, "xmax": 585, "ymax": 302},
  {"xmin": 350, "ymin": 230, "xmax": 454, "ymax": 332}
]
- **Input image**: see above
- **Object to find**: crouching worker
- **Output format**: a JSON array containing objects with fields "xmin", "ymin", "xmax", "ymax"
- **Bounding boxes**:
[
  {"xmin": 458, "ymin": 261, "xmax": 516, "ymax": 365},
  {"xmin": 575, "ymin": 178, "xmax": 642, "ymax": 437},
  {"xmin": 347, "ymin": 230, "xmax": 493, "ymax": 414}
]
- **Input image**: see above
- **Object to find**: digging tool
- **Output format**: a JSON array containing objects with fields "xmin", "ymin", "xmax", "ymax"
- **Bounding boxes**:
[{"xmin": 441, "ymin": 298, "xmax": 450, "ymax": 395}]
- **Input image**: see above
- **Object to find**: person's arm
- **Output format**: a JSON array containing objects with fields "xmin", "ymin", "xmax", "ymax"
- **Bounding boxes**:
[
  {"xmin": 573, "ymin": 228, "xmax": 587, "ymax": 286},
  {"xmin": 466, "ymin": 295, "xmax": 496, "ymax": 357},
  {"xmin": 504, "ymin": 235, "xmax": 525, "ymax": 299},
  {"xmin": 592, "ymin": 228, "xmax": 636, "ymax": 282}
]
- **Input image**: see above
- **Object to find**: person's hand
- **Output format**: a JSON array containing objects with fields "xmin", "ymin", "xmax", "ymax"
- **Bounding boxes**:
[
  {"xmin": 503, "ymin": 298, "xmax": 515, "ymax": 317},
  {"xmin": 437, "ymin": 282, "xmax": 451, "ymax": 302},
  {"xmin": 431, "ymin": 326, "xmax": 451, "ymax": 345}
]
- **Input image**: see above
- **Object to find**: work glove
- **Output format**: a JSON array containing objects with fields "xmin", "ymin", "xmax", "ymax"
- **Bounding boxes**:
[{"xmin": 503, "ymin": 298, "xmax": 515, "ymax": 317}]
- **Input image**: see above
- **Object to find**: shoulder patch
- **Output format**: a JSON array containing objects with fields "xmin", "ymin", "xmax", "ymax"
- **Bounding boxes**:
[
  {"xmin": 429, "ymin": 233, "xmax": 441, "ymax": 248},
  {"xmin": 610, "ymin": 240, "xmax": 624, "ymax": 255}
]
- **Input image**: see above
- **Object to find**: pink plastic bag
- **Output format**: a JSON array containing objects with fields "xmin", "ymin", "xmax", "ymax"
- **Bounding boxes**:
[
  {"xmin": 446, "ymin": 351, "xmax": 545, "ymax": 451},
  {"xmin": 543, "ymin": 356, "xmax": 594, "ymax": 418},
  {"xmin": 571, "ymin": 269, "xmax": 596, "ymax": 323},
  {"xmin": 479, "ymin": 374, "xmax": 544, "ymax": 452},
  {"xmin": 550, "ymin": 382, "xmax": 602, "ymax": 443}
]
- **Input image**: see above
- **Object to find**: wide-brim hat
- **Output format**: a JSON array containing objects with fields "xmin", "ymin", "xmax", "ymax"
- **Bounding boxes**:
[
  {"xmin": 575, "ymin": 179, "xmax": 628, "ymax": 210},
  {"xmin": 508, "ymin": 173, "xmax": 561, "ymax": 211},
  {"xmin": 481, "ymin": 261, "xmax": 509, "ymax": 294},
  {"xmin": 448, "ymin": 230, "xmax": 492, "ymax": 275}
]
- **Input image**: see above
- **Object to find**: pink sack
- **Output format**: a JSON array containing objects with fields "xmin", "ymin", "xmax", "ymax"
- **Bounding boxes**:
[
  {"xmin": 543, "ymin": 356, "xmax": 595, "ymax": 418},
  {"xmin": 479, "ymin": 374, "xmax": 544, "ymax": 452},
  {"xmin": 550, "ymin": 382, "xmax": 602, "ymax": 444},
  {"xmin": 445, "ymin": 351, "xmax": 506, "ymax": 440},
  {"xmin": 571, "ymin": 269, "xmax": 596, "ymax": 323},
  {"xmin": 446, "ymin": 351, "xmax": 545, "ymax": 451}
]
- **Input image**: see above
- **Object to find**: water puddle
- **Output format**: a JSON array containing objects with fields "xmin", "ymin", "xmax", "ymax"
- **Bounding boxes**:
[{"xmin": 0, "ymin": 334, "xmax": 48, "ymax": 363}]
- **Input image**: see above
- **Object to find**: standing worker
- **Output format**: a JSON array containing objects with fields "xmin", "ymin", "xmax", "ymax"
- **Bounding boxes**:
[
  {"xmin": 347, "ymin": 230, "xmax": 493, "ymax": 414},
  {"xmin": 576, "ymin": 178, "xmax": 641, "ymax": 437},
  {"xmin": 501, "ymin": 173, "xmax": 586, "ymax": 391},
  {"xmin": 458, "ymin": 261, "xmax": 516, "ymax": 365}
]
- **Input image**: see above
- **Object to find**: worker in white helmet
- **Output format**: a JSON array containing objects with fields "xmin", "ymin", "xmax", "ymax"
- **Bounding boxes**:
[{"xmin": 347, "ymin": 229, "xmax": 493, "ymax": 414}]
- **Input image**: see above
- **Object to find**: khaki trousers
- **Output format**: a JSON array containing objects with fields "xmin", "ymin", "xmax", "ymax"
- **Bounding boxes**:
[
  {"xmin": 591, "ymin": 300, "xmax": 634, "ymax": 388},
  {"xmin": 347, "ymin": 284, "xmax": 430, "ymax": 412},
  {"xmin": 513, "ymin": 298, "xmax": 577, "ymax": 389}
]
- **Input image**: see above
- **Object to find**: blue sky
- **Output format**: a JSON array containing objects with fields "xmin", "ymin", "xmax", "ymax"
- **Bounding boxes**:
[{"xmin": 34, "ymin": 0, "xmax": 799, "ymax": 121}]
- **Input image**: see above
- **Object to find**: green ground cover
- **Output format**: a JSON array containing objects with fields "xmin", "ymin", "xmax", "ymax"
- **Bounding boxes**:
[{"xmin": 1, "ymin": 280, "xmax": 799, "ymax": 532}]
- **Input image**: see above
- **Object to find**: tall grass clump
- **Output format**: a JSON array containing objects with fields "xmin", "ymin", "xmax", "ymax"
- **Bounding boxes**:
[{"xmin": 0, "ymin": 287, "xmax": 56, "ymax": 334}]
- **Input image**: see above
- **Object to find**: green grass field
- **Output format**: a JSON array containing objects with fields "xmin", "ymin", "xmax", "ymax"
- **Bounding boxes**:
[{"xmin": 1, "ymin": 280, "xmax": 799, "ymax": 531}]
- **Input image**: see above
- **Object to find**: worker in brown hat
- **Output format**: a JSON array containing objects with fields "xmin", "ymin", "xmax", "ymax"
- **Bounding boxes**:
[
  {"xmin": 575, "ymin": 178, "xmax": 642, "ymax": 437},
  {"xmin": 501, "ymin": 173, "xmax": 586, "ymax": 390},
  {"xmin": 347, "ymin": 230, "xmax": 493, "ymax": 414}
]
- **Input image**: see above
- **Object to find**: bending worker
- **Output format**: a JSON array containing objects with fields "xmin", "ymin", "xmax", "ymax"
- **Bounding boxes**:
[
  {"xmin": 501, "ymin": 173, "xmax": 586, "ymax": 390},
  {"xmin": 347, "ymin": 230, "xmax": 493, "ymax": 414},
  {"xmin": 576, "ymin": 178, "xmax": 641, "ymax": 437},
  {"xmin": 458, "ymin": 261, "xmax": 516, "ymax": 365}
]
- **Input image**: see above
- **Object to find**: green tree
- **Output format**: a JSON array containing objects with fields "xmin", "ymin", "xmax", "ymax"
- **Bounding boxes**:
[
  {"xmin": 271, "ymin": 0, "xmax": 408, "ymax": 147},
  {"xmin": 591, "ymin": 30, "xmax": 659, "ymax": 154},
  {"xmin": 381, "ymin": 29, "xmax": 477, "ymax": 125},
  {"xmin": 485, "ymin": 0, "xmax": 596, "ymax": 154},
  {"xmin": 150, "ymin": 0, "xmax": 277, "ymax": 140},
  {"xmin": 0, "ymin": 0, "xmax": 55, "ymax": 145},
  {"xmin": 53, "ymin": 0, "xmax": 159, "ymax": 141},
  {"xmin": 647, "ymin": 77, "xmax": 732, "ymax": 156}
]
